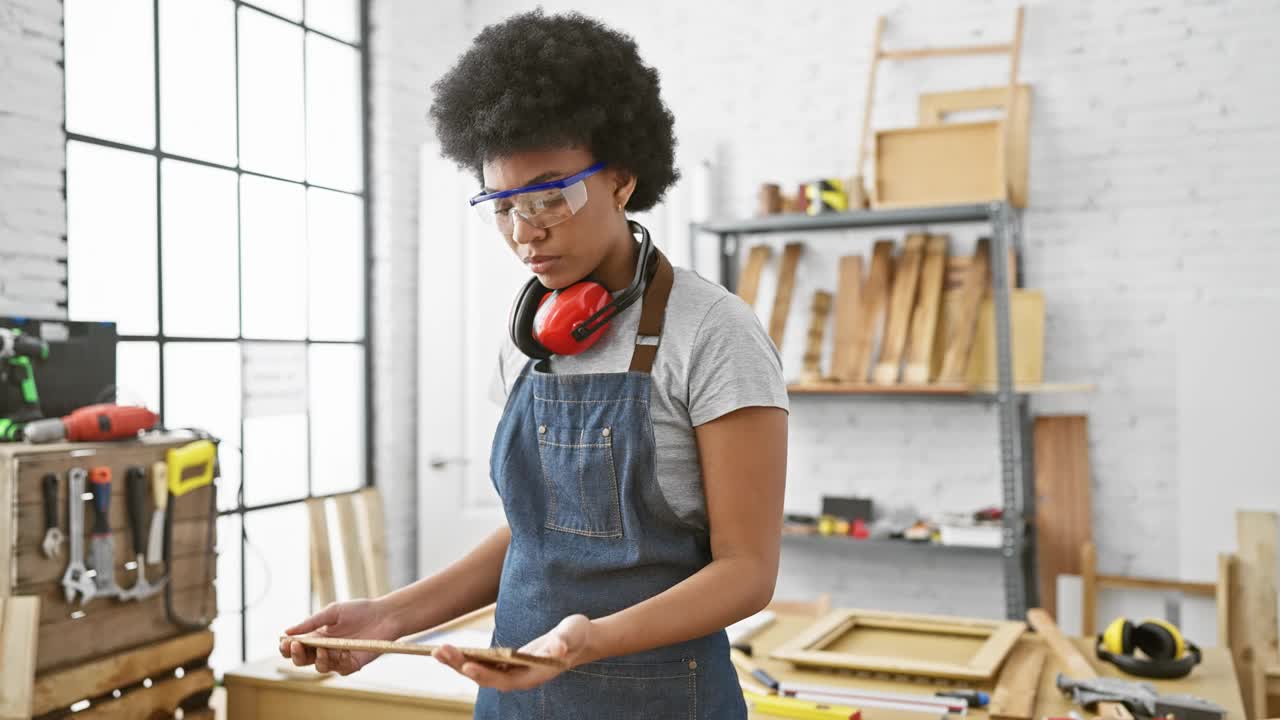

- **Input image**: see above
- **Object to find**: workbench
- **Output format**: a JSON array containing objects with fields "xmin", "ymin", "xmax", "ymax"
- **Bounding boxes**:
[{"xmin": 224, "ymin": 610, "xmax": 1247, "ymax": 720}]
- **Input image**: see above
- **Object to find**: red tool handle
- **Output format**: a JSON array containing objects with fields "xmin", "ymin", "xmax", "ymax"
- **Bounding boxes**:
[{"xmin": 63, "ymin": 404, "xmax": 159, "ymax": 442}]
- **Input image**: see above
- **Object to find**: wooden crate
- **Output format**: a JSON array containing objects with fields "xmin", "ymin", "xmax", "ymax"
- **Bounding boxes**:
[
  {"xmin": 0, "ymin": 439, "xmax": 218, "ymax": 692},
  {"xmin": 873, "ymin": 120, "xmax": 1007, "ymax": 209}
]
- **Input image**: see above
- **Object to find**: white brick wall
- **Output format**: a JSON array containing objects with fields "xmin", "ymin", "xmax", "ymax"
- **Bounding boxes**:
[
  {"xmin": 0, "ymin": 0, "xmax": 67, "ymax": 318},
  {"xmin": 380, "ymin": 0, "xmax": 1280, "ymax": 618}
]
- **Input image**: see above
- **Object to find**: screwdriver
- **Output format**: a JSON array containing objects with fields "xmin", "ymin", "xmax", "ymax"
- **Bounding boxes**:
[{"xmin": 935, "ymin": 690, "xmax": 989, "ymax": 708}]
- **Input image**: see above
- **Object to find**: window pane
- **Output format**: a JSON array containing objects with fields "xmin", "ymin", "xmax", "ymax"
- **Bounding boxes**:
[
  {"xmin": 244, "ymin": 0, "xmax": 301, "ymax": 21},
  {"xmin": 238, "ymin": 7, "xmax": 304, "ymax": 180},
  {"xmin": 66, "ymin": 142, "xmax": 158, "ymax": 335},
  {"xmin": 241, "ymin": 176, "xmax": 307, "ymax": 339},
  {"xmin": 164, "ymin": 342, "xmax": 242, "ymax": 511},
  {"xmin": 210, "ymin": 513, "xmax": 242, "ymax": 675},
  {"xmin": 116, "ymin": 341, "xmax": 161, "ymax": 413},
  {"xmin": 244, "ymin": 504, "xmax": 309, "ymax": 662},
  {"xmin": 305, "ymin": 0, "xmax": 358, "ymax": 43},
  {"xmin": 162, "ymin": 160, "xmax": 239, "ymax": 338},
  {"xmin": 307, "ymin": 189, "xmax": 364, "ymax": 340},
  {"xmin": 160, "ymin": 0, "xmax": 236, "ymax": 164},
  {"xmin": 242, "ymin": 415, "xmax": 308, "ymax": 506},
  {"xmin": 64, "ymin": 0, "xmax": 155, "ymax": 147},
  {"xmin": 309, "ymin": 344, "xmax": 364, "ymax": 495},
  {"xmin": 305, "ymin": 34, "xmax": 363, "ymax": 192}
]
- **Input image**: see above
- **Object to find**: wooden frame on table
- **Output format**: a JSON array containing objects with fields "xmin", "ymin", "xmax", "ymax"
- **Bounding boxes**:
[{"xmin": 770, "ymin": 609, "xmax": 1025, "ymax": 681}]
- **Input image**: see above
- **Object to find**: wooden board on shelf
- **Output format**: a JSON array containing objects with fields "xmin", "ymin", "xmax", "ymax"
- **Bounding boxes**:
[
  {"xmin": 0, "ymin": 596, "xmax": 40, "ymax": 720},
  {"xmin": 903, "ymin": 234, "xmax": 947, "ymax": 384},
  {"xmin": 919, "ymin": 84, "xmax": 1031, "ymax": 208},
  {"xmin": 839, "ymin": 240, "xmax": 893, "ymax": 383},
  {"xmin": 873, "ymin": 121, "xmax": 1006, "ymax": 209},
  {"xmin": 829, "ymin": 255, "xmax": 864, "ymax": 382},
  {"xmin": 801, "ymin": 291, "xmax": 833, "ymax": 384},
  {"xmin": 769, "ymin": 608, "xmax": 1024, "ymax": 681},
  {"xmin": 873, "ymin": 233, "xmax": 926, "ymax": 385},
  {"xmin": 938, "ymin": 238, "xmax": 991, "ymax": 383},
  {"xmin": 1033, "ymin": 416, "xmax": 1093, "ymax": 621},
  {"xmin": 737, "ymin": 244, "xmax": 772, "ymax": 308},
  {"xmin": 965, "ymin": 289, "xmax": 1045, "ymax": 386},
  {"xmin": 768, "ymin": 243, "xmax": 804, "ymax": 350}
]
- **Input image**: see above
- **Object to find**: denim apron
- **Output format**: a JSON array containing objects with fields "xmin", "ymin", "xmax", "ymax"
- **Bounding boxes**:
[{"xmin": 475, "ymin": 250, "xmax": 747, "ymax": 719}]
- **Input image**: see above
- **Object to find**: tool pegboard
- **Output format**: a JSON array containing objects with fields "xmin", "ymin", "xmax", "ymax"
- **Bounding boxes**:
[{"xmin": 0, "ymin": 437, "xmax": 218, "ymax": 675}]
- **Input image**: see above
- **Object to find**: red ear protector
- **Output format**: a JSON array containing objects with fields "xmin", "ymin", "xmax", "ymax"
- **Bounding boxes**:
[
  {"xmin": 509, "ymin": 220, "xmax": 656, "ymax": 360},
  {"xmin": 1095, "ymin": 617, "xmax": 1201, "ymax": 679}
]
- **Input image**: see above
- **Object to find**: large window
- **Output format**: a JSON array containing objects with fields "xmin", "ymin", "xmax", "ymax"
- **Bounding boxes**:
[{"xmin": 63, "ymin": 0, "xmax": 370, "ymax": 674}]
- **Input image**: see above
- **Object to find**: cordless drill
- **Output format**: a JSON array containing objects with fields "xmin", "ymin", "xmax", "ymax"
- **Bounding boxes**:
[{"xmin": 0, "ymin": 327, "xmax": 49, "ymax": 441}]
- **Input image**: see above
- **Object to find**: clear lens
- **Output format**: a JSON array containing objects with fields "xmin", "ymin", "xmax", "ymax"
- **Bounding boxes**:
[{"xmin": 473, "ymin": 177, "xmax": 590, "ymax": 234}]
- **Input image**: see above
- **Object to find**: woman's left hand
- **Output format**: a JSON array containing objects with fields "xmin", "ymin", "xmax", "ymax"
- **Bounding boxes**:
[{"xmin": 434, "ymin": 614, "xmax": 592, "ymax": 692}]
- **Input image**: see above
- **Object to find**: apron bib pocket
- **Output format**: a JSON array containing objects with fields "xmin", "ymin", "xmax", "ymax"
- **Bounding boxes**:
[{"xmin": 536, "ymin": 424, "xmax": 623, "ymax": 538}]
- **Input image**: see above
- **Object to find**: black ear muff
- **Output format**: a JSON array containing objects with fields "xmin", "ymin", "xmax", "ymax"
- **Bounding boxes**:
[
  {"xmin": 1133, "ymin": 620, "xmax": 1179, "ymax": 662},
  {"xmin": 509, "ymin": 276, "xmax": 553, "ymax": 361}
]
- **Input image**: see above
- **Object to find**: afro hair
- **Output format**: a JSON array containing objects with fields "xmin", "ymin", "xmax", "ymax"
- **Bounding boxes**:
[{"xmin": 428, "ymin": 10, "xmax": 679, "ymax": 212}]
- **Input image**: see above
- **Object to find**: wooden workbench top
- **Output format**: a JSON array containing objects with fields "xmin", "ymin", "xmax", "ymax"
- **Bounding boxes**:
[{"xmin": 225, "ymin": 610, "xmax": 1247, "ymax": 720}]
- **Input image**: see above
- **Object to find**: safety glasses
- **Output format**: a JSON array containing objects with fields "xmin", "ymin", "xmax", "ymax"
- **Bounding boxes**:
[{"xmin": 469, "ymin": 162, "xmax": 605, "ymax": 234}]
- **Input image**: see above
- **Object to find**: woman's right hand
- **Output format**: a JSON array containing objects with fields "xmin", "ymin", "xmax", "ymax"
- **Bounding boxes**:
[{"xmin": 278, "ymin": 599, "xmax": 400, "ymax": 676}]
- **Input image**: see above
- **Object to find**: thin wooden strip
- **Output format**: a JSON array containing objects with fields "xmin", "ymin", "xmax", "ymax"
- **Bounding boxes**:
[
  {"xmin": 74, "ymin": 667, "xmax": 214, "ymax": 720},
  {"xmin": 829, "ymin": 255, "xmax": 864, "ymax": 381},
  {"xmin": 1082, "ymin": 542, "xmax": 1098, "ymax": 638},
  {"xmin": 938, "ymin": 238, "xmax": 990, "ymax": 382},
  {"xmin": 854, "ymin": 17, "xmax": 886, "ymax": 178},
  {"xmin": 800, "ymin": 291, "xmax": 833, "ymax": 384},
  {"xmin": 355, "ymin": 488, "xmax": 391, "ymax": 598},
  {"xmin": 1026, "ymin": 609, "xmax": 1133, "ymax": 719},
  {"xmin": 903, "ymin": 234, "xmax": 947, "ymax": 383},
  {"xmin": 767, "ymin": 243, "xmax": 804, "ymax": 350},
  {"xmin": 307, "ymin": 498, "xmax": 336, "ymax": 609},
  {"xmin": 737, "ymin": 245, "xmax": 772, "ymax": 308},
  {"xmin": 32, "ymin": 630, "xmax": 213, "ymax": 716},
  {"xmin": 0, "ymin": 596, "xmax": 41, "ymax": 720},
  {"xmin": 872, "ymin": 233, "xmax": 926, "ymax": 384},
  {"xmin": 1034, "ymin": 415, "xmax": 1093, "ymax": 621},
  {"xmin": 1094, "ymin": 574, "xmax": 1217, "ymax": 596},
  {"xmin": 989, "ymin": 641, "xmax": 1047, "ymax": 720},
  {"xmin": 1216, "ymin": 553, "xmax": 1234, "ymax": 658},
  {"xmin": 843, "ymin": 240, "xmax": 893, "ymax": 382},
  {"xmin": 283, "ymin": 634, "xmax": 567, "ymax": 670},
  {"xmin": 333, "ymin": 494, "xmax": 369, "ymax": 600},
  {"xmin": 854, "ymin": 617, "xmax": 993, "ymax": 637},
  {"xmin": 879, "ymin": 43, "xmax": 1013, "ymax": 61}
]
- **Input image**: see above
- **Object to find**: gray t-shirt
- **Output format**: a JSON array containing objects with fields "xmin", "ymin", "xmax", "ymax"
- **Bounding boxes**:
[{"xmin": 491, "ymin": 266, "xmax": 789, "ymax": 530}]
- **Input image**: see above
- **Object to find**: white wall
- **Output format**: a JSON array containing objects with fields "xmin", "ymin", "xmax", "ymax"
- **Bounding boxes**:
[
  {"xmin": 0, "ymin": 0, "xmax": 66, "ymax": 318},
  {"xmin": 384, "ymin": 0, "xmax": 1280, "ymax": 620}
]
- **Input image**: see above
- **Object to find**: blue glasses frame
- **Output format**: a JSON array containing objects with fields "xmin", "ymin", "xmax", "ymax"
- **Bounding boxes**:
[{"xmin": 468, "ymin": 162, "xmax": 606, "ymax": 206}]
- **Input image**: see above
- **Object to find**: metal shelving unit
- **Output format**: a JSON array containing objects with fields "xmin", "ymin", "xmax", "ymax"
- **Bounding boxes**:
[{"xmin": 691, "ymin": 201, "xmax": 1038, "ymax": 619}]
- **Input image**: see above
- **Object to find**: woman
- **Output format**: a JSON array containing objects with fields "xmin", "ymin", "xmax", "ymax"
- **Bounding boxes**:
[{"xmin": 281, "ymin": 10, "xmax": 788, "ymax": 718}]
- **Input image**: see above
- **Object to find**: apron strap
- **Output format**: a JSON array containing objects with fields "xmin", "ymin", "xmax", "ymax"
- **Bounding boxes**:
[{"xmin": 628, "ymin": 250, "xmax": 674, "ymax": 374}]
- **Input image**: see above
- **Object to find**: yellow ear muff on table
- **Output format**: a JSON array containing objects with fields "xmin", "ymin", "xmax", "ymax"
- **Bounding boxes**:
[{"xmin": 1095, "ymin": 616, "xmax": 1201, "ymax": 679}]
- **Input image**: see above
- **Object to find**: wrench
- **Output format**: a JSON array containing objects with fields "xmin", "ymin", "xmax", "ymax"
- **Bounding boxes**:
[
  {"xmin": 40, "ymin": 473, "xmax": 65, "ymax": 559},
  {"xmin": 59, "ymin": 468, "xmax": 97, "ymax": 605}
]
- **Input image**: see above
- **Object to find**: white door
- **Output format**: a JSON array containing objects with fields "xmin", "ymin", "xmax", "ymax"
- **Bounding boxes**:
[
  {"xmin": 416, "ymin": 142, "xmax": 520, "ymax": 577},
  {"xmin": 414, "ymin": 141, "xmax": 712, "ymax": 578}
]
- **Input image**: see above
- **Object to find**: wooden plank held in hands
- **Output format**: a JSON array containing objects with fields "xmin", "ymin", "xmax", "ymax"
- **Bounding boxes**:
[
  {"xmin": 873, "ymin": 233, "xmax": 926, "ymax": 384},
  {"xmin": 1026, "ymin": 609, "xmax": 1134, "ymax": 720},
  {"xmin": 282, "ymin": 634, "xmax": 568, "ymax": 670},
  {"xmin": 801, "ymin": 291, "xmax": 833, "ymax": 384},
  {"xmin": 938, "ymin": 238, "xmax": 990, "ymax": 382},
  {"xmin": 829, "ymin": 256, "xmax": 864, "ymax": 381},
  {"xmin": 903, "ymin": 234, "xmax": 947, "ymax": 383},
  {"xmin": 842, "ymin": 240, "xmax": 894, "ymax": 382},
  {"xmin": 768, "ymin": 243, "xmax": 804, "ymax": 350},
  {"xmin": 737, "ymin": 245, "xmax": 772, "ymax": 308}
]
